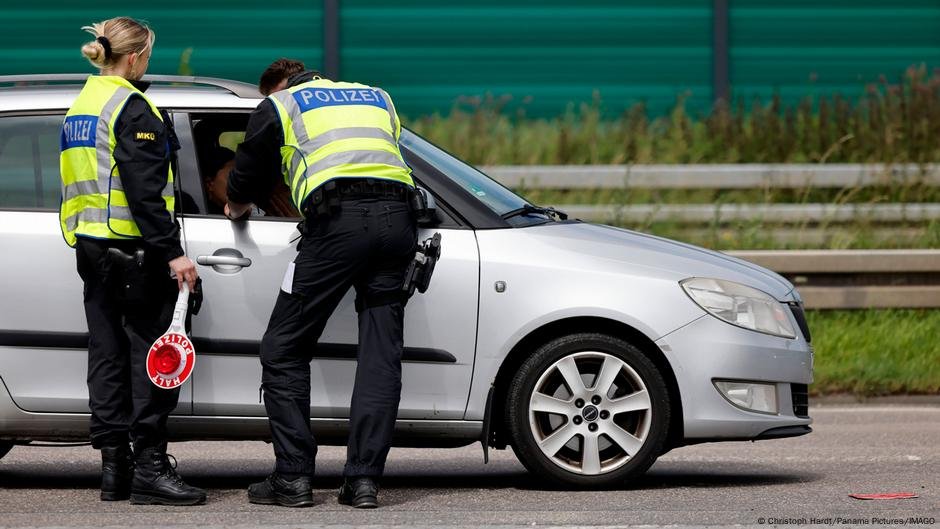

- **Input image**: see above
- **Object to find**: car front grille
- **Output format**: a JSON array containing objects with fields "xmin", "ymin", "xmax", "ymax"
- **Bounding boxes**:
[
  {"xmin": 788, "ymin": 302, "xmax": 812, "ymax": 343},
  {"xmin": 791, "ymin": 383, "xmax": 810, "ymax": 418}
]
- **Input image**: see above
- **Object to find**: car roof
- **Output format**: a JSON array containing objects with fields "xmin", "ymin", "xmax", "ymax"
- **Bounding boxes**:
[{"xmin": 0, "ymin": 74, "xmax": 263, "ymax": 112}]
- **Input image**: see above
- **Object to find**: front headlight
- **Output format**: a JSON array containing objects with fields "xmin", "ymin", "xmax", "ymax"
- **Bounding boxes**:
[{"xmin": 681, "ymin": 278, "xmax": 796, "ymax": 339}]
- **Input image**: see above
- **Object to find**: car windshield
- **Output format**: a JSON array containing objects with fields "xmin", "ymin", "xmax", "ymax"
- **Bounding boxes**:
[{"xmin": 401, "ymin": 130, "xmax": 550, "ymax": 224}]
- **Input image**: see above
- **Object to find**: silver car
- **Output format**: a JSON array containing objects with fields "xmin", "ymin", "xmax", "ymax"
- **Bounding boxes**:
[{"xmin": 0, "ymin": 75, "xmax": 813, "ymax": 488}]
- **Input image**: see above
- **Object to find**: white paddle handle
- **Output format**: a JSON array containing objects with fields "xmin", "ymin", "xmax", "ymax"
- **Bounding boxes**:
[{"xmin": 169, "ymin": 282, "xmax": 190, "ymax": 333}]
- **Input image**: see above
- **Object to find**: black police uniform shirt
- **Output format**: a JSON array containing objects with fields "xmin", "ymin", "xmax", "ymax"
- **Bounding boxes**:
[{"xmin": 109, "ymin": 80, "xmax": 184, "ymax": 264}]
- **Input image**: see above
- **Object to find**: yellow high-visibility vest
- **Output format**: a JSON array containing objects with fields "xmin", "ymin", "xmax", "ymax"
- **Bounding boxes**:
[
  {"xmin": 59, "ymin": 75, "xmax": 174, "ymax": 247},
  {"xmin": 268, "ymin": 79, "xmax": 414, "ymax": 208}
]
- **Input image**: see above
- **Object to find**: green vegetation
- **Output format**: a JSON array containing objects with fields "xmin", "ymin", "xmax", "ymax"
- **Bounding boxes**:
[
  {"xmin": 406, "ymin": 66, "xmax": 940, "ymax": 166},
  {"xmin": 405, "ymin": 67, "xmax": 940, "ymax": 251},
  {"xmin": 806, "ymin": 309, "xmax": 940, "ymax": 396}
]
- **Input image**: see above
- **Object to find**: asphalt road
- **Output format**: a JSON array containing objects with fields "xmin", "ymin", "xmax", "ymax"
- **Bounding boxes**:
[{"xmin": 0, "ymin": 405, "xmax": 937, "ymax": 528}]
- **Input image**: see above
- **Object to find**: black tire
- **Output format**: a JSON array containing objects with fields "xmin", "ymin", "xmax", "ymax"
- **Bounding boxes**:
[
  {"xmin": 506, "ymin": 332, "xmax": 670, "ymax": 488},
  {"xmin": 0, "ymin": 442, "xmax": 13, "ymax": 461}
]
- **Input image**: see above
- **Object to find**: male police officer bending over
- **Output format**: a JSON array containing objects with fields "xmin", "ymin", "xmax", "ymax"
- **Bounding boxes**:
[{"xmin": 225, "ymin": 69, "xmax": 418, "ymax": 509}]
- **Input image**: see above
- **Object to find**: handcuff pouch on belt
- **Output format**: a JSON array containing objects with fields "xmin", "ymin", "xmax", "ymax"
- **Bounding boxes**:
[{"xmin": 408, "ymin": 187, "xmax": 429, "ymax": 220}]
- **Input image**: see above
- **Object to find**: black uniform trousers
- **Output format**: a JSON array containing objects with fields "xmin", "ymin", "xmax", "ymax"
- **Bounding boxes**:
[
  {"xmin": 260, "ymin": 195, "xmax": 417, "ymax": 478},
  {"xmin": 76, "ymin": 238, "xmax": 180, "ymax": 453}
]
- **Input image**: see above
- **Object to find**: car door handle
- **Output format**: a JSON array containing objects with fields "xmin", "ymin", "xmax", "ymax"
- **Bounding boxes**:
[{"xmin": 196, "ymin": 255, "xmax": 252, "ymax": 267}]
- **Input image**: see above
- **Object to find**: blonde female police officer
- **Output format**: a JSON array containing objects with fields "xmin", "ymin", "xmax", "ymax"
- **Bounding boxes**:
[
  {"xmin": 59, "ymin": 17, "xmax": 205, "ymax": 506},
  {"xmin": 226, "ymin": 69, "xmax": 417, "ymax": 509}
]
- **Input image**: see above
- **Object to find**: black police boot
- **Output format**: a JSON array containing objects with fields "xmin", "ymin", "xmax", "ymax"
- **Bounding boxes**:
[
  {"xmin": 130, "ymin": 448, "xmax": 207, "ymax": 506},
  {"xmin": 337, "ymin": 476, "xmax": 379, "ymax": 508},
  {"xmin": 247, "ymin": 472, "xmax": 314, "ymax": 507},
  {"xmin": 99, "ymin": 444, "xmax": 132, "ymax": 501}
]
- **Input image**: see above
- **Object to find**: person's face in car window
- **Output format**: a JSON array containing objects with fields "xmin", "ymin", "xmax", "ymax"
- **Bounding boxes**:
[{"xmin": 206, "ymin": 159, "xmax": 235, "ymax": 209}]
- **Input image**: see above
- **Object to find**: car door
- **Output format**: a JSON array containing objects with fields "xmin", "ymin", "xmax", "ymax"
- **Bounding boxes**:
[
  {"xmin": 177, "ymin": 112, "xmax": 479, "ymax": 420},
  {"xmin": 0, "ymin": 111, "xmax": 192, "ymax": 414}
]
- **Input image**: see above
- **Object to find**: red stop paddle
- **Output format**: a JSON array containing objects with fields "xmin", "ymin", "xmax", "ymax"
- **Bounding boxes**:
[{"xmin": 146, "ymin": 283, "xmax": 195, "ymax": 389}]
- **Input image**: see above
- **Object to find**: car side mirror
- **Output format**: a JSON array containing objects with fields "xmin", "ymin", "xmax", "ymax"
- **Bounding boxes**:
[{"xmin": 416, "ymin": 186, "xmax": 440, "ymax": 227}]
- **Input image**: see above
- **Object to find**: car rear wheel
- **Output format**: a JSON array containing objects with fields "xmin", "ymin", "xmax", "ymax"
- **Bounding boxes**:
[{"xmin": 506, "ymin": 333, "xmax": 670, "ymax": 488}]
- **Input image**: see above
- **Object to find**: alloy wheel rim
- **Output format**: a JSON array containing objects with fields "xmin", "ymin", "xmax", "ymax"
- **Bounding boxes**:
[{"xmin": 528, "ymin": 351, "xmax": 652, "ymax": 475}]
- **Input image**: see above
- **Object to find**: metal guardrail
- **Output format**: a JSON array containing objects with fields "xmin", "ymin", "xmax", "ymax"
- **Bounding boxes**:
[
  {"xmin": 480, "ymin": 165, "xmax": 940, "ymax": 308},
  {"xmin": 558, "ymin": 203, "xmax": 940, "ymax": 223},
  {"xmin": 483, "ymin": 164, "xmax": 940, "ymax": 189},
  {"xmin": 680, "ymin": 227, "xmax": 926, "ymax": 246},
  {"xmin": 726, "ymin": 250, "xmax": 940, "ymax": 309},
  {"xmin": 727, "ymin": 250, "xmax": 940, "ymax": 273}
]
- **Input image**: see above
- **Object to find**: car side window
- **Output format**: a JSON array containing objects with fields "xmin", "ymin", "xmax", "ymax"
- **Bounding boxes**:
[
  {"xmin": 182, "ymin": 113, "xmax": 460, "ymax": 227},
  {"xmin": 190, "ymin": 113, "xmax": 301, "ymax": 219},
  {"xmin": 0, "ymin": 114, "xmax": 64, "ymax": 210}
]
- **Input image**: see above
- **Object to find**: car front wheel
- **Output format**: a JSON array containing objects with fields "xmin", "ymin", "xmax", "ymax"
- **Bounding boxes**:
[{"xmin": 506, "ymin": 333, "xmax": 670, "ymax": 488}]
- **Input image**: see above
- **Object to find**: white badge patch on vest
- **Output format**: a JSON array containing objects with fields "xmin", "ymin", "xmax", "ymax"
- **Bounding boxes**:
[{"xmin": 61, "ymin": 115, "xmax": 98, "ymax": 150}]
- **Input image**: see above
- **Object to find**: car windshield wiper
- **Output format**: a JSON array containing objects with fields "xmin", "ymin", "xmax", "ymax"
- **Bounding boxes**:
[{"xmin": 500, "ymin": 203, "xmax": 569, "ymax": 222}]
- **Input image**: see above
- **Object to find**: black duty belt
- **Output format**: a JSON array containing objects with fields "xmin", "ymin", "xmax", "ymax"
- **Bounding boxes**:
[
  {"xmin": 334, "ymin": 179, "xmax": 410, "ymax": 200},
  {"xmin": 301, "ymin": 178, "xmax": 413, "ymax": 220}
]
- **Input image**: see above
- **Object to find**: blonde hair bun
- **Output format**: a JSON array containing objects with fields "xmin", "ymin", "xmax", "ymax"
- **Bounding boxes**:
[
  {"xmin": 80, "ymin": 41, "xmax": 107, "ymax": 67},
  {"xmin": 80, "ymin": 17, "xmax": 155, "ymax": 70}
]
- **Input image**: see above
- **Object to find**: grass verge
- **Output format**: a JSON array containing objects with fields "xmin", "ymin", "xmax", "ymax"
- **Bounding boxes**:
[{"xmin": 806, "ymin": 309, "xmax": 940, "ymax": 396}]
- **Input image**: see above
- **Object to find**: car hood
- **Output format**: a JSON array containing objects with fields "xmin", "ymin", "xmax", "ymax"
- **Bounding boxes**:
[{"xmin": 524, "ymin": 221, "xmax": 795, "ymax": 299}]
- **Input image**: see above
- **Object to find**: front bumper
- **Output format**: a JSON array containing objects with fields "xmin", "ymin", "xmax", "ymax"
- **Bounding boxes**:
[{"xmin": 656, "ymin": 314, "xmax": 814, "ymax": 440}]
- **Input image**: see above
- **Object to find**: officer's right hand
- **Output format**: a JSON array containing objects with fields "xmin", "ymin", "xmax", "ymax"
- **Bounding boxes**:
[
  {"xmin": 168, "ymin": 255, "xmax": 198, "ymax": 292},
  {"xmin": 225, "ymin": 201, "xmax": 252, "ymax": 221}
]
